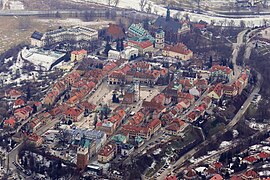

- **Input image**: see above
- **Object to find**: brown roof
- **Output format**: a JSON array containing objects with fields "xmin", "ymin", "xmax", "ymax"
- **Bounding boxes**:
[
  {"xmin": 163, "ymin": 43, "xmax": 192, "ymax": 55},
  {"xmin": 106, "ymin": 23, "xmax": 125, "ymax": 40}
]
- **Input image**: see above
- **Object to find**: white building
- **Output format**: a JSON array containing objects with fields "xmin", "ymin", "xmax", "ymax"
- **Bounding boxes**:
[
  {"xmin": 30, "ymin": 26, "xmax": 98, "ymax": 47},
  {"xmin": 21, "ymin": 48, "xmax": 66, "ymax": 71},
  {"xmin": 108, "ymin": 47, "xmax": 138, "ymax": 60}
]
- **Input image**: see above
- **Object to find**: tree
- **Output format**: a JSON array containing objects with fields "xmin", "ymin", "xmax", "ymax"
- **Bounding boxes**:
[
  {"xmin": 146, "ymin": 3, "xmax": 152, "ymax": 13},
  {"xmin": 139, "ymin": 0, "xmax": 148, "ymax": 12},
  {"xmin": 104, "ymin": 40, "xmax": 112, "ymax": 56},
  {"xmin": 107, "ymin": 0, "xmax": 112, "ymax": 6},
  {"xmin": 240, "ymin": 20, "xmax": 246, "ymax": 28},
  {"xmin": 113, "ymin": 0, "xmax": 119, "ymax": 7}
]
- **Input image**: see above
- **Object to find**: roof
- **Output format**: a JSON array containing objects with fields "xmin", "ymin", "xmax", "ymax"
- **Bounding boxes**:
[
  {"xmin": 209, "ymin": 83, "xmax": 223, "ymax": 97},
  {"xmin": 210, "ymin": 174, "xmax": 223, "ymax": 180},
  {"xmin": 14, "ymin": 98, "xmax": 25, "ymax": 106},
  {"xmin": 154, "ymin": 16, "xmax": 181, "ymax": 33},
  {"xmin": 242, "ymin": 170, "xmax": 259, "ymax": 179},
  {"xmin": 98, "ymin": 143, "xmax": 116, "ymax": 156},
  {"xmin": 210, "ymin": 65, "xmax": 232, "ymax": 75},
  {"xmin": 31, "ymin": 31, "xmax": 43, "ymax": 40},
  {"xmin": 165, "ymin": 118, "xmax": 186, "ymax": 132},
  {"xmin": 128, "ymin": 40, "xmax": 153, "ymax": 49},
  {"xmin": 163, "ymin": 43, "xmax": 192, "ymax": 55},
  {"xmin": 257, "ymin": 151, "xmax": 270, "ymax": 159},
  {"xmin": 4, "ymin": 117, "xmax": 16, "ymax": 127},
  {"xmin": 243, "ymin": 156, "xmax": 258, "ymax": 163},
  {"xmin": 213, "ymin": 162, "xmax": 223, "ymax": 169},
  {"xmin": 71, "ymin": 49, "xmax": 87, "ymax": 55},
  {"xmin": 147, "ymin": 119, "xmax": 161, "ymax": 129},
  {"xmin": 165, "ymin": 175, "xmax": 177, "ymax": 180},
  {"xmin": 106, "ymin": 23, "xmax": 125, "ymax": 39}
]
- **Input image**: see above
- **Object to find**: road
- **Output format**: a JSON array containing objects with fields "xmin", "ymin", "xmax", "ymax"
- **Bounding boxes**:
[{"xmin": 156, "ymin": 29, "xmax": 263, "ymax": 180}]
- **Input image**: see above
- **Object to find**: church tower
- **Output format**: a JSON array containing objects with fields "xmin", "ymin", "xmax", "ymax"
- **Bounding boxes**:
[
  {"xmin": 166, "ymin": 7, "xmax": 170, "ymax": 21},
  {"xmin": 155, "ymin": 28, "xmax": 165, "ymax": 49}
]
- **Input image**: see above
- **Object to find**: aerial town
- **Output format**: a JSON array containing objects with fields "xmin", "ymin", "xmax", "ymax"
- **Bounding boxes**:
[{"xmin": 0, "ymin": 0, "xmax": 270, "ymax": 180}]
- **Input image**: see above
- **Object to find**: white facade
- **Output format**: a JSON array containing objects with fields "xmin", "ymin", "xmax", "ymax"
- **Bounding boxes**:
[{"xmin": 108, "ymin": 47, "xmax": 138, "ymax": 60}]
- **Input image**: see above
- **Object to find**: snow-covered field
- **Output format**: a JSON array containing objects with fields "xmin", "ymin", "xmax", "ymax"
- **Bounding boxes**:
[
  {"xmin": 71, "ymin": 0, "xmax": 270, "ymax": 27},
  {"xmin": 36, "ymin": 18, "xmax": 114, "ymax": 28}
]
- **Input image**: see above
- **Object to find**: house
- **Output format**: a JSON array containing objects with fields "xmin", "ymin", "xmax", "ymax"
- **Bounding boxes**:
[
  {"xmin": 184, "ymin": 169, "xmax": 198, "ymax": 180},
  {"xmin": 210, "ymin": 65, "xmax": 233, "ymax": 82},
  {"xmin": 13, "ymin": 98, "xmax": 25, "ymax": 109},
  {"xmin": 241, "ymin": 170, "xmax": 260, "ymax": 180},
  {"xmin": 5, "ymin": 89, "xmax": 22, "ymax": 100},
  {"xmin": 14, "ymin": 108, "xmax": 30, "ymax": 121},
  {"xmin": 210, "ymin": 174, "xmax": 223, "ymax": 180},
  {"xmin": 178, "ymin": 92, "xmax": 195, "ymax": 104},
  {"xmin": 33, "ymin": 101, "xmax": 42, "ymax": 111},
  {"xmin": 65, "ymin": 71, "xmax": 81, "ymax": 85},
  {"xmin": 257, "ymin": 151, "xmax": 270, "ymax": 160},
  {"xmin": 207, "ymin": 83, "xmax": 224, "ymax": 100},
  {"xmin": 122, "ymin": 125, "xmax": 151, "ymax": 140},
  {"xmin": 187, "ymin": 111, "xmax": 201, "ymax": 122},
  {"xmin": 111, "ymin": 133, "xmax": 128, "ymax": 144},
  {"xmin": 179, "ymin": 79, "xmax": 194, "ymax": 91},
  {"xmin": 194, "ymin": 78, "xmax": 208, "ymax": 90},
  {"xmin": 106, "ymin": 23, "xmax": 125, "ymax": 41},
  {"xmin": 223, "ymin": 84, "xmax": 238, "ymax": 97},
  {"xmin": 243, "ymin": 155, "xmax": 259, "ymax": 164},
  {"xmin": 148, "ymin": 118, "xmax": 162, "ymax": 136},
  {"xmin": 165, "ymin": 175, "xmax": 177, "ymax": 180},
  {"xmin": 162, "ymin": 43, "xmax": 193, "ymax": 61},
  {"xmin": 71, "ymin": 49, "xmax": 87, "ymax": 62},
  {"xmin": 64, "ymin": 107, "xmax": 84, "ymax": 122},
  {"xmin": 178, "ymin": 99, "xmax": 191, "ymax": 109},
  {"xmin": 98, "ymin": 143, "xmax": 116, "ymax": 163},
  {"xmin": 165, "ymin": 118, "xmax": 187, "ymax": 135},
  {"xmin": 96, "ymin": 121, "xmax": 115, "ymax": 135},
  {"xmin": 121, "ymin": 144, "xmax": 134, "ymax": 157},
  {"xmin": 27, "ymin": 133, "xmax": 44, "ymax": 147},
  {"xmin": 4, "ymin": 117, "xmax": 16, "ymax": 129}
]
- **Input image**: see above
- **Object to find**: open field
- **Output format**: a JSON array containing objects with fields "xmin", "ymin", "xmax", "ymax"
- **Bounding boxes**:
[{"xmin": 0, "ymin": 16, "xmax": 114, "ymax": 54}]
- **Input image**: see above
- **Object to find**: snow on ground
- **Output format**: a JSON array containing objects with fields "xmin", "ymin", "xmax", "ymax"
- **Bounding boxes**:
[
  {"xmin": 153, "ymin": 148, "xmax": 162, "ymax": 155},
  {"xmin": 36, "ymin": 18, "xmax": 114, "ymax": 28},
  {"xmin": 72, "ymin": 0, "xmax": 270, "ymax": 27},
  {"xmin": 195, "ymin": 166, "xmax": 207, "ymax": 173},
  {"xmin": 219, "ymin": 141, "xmax": 232, "ymax": 149},
  {"xmin": 259, "ymin": 171, "xmax": 270, "ymax": 177},
  {"xmin": 248, "ymin": 122, "xmax": 267, "ymax": 131}
]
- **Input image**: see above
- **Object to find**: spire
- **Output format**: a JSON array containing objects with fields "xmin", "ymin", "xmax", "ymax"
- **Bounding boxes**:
[{"xmin": 166, "ymin": 6, "xmax": 170, "ymax": 21}]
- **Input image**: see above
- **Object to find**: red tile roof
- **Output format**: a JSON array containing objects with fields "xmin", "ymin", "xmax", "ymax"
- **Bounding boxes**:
[
  {"xmin": 14, "ymin": 98, "xmax": 25, "ymax": 106},
  {"xmin": 165, "ymin": 175, "xmax": 177, "ymax": 180},
  {"xmin": 242, "ymin": 170, "xmax": 259, "ymax": 179},
  {"xmin": 128, "ymin": 40, "xmax": 153, "ymax": 49},
  {"xmin": 257, "ymin": 151, "xmax": 270, "ymax": 159},
  {"xmin": 71, "ymin": 49, "xmax": 87, "ymax": 55},
  {"xmin": 163, "ymin": 43, "xmax": 192, "ymax": 55},
  {"xmin": 98, "ymin": 143, "xmax": 116, "ymax": 156},
  {"xmin": 210, "ymin": 65, "xmax": 232, "ymax": 75},
  {"xmin": 210, "ymin": 174, "xmax": 223, "ymax": 180},
  {"xmin": 243, "ymin": 156, "xmax": 258, "ymax": 163}
]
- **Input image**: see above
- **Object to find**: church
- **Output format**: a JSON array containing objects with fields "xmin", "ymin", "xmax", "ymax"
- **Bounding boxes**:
[{"xmin": 150, "ymin": 8, "xmax": 190, "ymax": 43}]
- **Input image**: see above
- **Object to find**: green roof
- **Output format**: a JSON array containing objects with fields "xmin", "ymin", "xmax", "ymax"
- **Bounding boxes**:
[{"xmin": 112, "ymin": 134, "xmax": 127, "ymax": 143}]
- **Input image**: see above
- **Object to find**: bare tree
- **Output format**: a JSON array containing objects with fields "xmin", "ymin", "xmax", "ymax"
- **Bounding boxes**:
[
  {"xmin": 113, "ymin": 0, "xmax": 120, "ymax": 7},
  {"xmin": 146, "ymin": 2, "xmax": 152, "ymax": 13},
  {"xmin": 240, "ymin": 20, "xmax": 246, "ymax": 28},
  {"xmin": 139, "ymin": 0, "xmax": 148, "ymax": 12},
  {"xmin": 107, "ymin": 0, "xmax": 112, "ymax": 6}
]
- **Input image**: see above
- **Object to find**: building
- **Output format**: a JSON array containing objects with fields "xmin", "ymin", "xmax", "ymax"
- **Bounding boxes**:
[
  {"xmin": 127, "ymin": 40, "xmax": 154, "ymax": 55},
  {"xmin": 121, "ymin": 144, "xmax": 134, "ymax": 157},
  {"xmin": 128, "ymin": 23, "xmax": 148, "ymax": 38},
  {"xmin": 108, "ymin": 47, "xmax": 138, "ymax": 60},
  {"xmin": 210, "ymin": 65, "xmax": 233, "ymax": 82},
  {"xmin": 98, "ymin": 143, "xmax": 116, "ymax": 163},
  {"xmin": 71, "ymin": 49, "xmax": 87, "ymax": 62},
  {"xmin": 207, "ymin": 83, "xmax": 224, "ymax": 100},
  {"xmin": 162, "ymin": 43, "xmax": 193, "ymax": 61},
  {"xmin": 30, "ymin": 26, "xmax": 98, "ymax": 47},
  {"xmin": 106, "ymin": 23, "xmax": 125, "ymax": 41},
  {"xmin": 165, "ymin": 118, "xmax": 187, "ymax": 135},
  {"xmin": 155, "ymin": 28, "xmax": 165, "ymax": 49},
  {"xmin": 21, "ymin": 48, "xmax": 67, "ymax": 71},
  {"xmin": 64, "ymin": 107, "xmax": 84, "ymax": 122},
  {"xmin": 7, "ymin": 1, "xmax": 24, "ymax": 10},
  {"xmin": 77, "ymin": 146, "xmax": 89, "ymax": 170}
]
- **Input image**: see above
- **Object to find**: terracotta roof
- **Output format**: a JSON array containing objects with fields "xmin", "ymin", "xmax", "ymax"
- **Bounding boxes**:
[
  {"xmin": 230, "ymin": 176, "xmax": 243, "ymax": 180},
  {"xmin": 14, "ymin": 99, "xmax": 25, "ymax": 106},
  {"xmin": 165, "ymin": 118, "xmax": 186, "ymax": 132},
  {"xmin": 98, "ymin": 143, "xmax": 116, "ymax": 156},
  {"xmin": 148, "ymin": 118, "xmax": 161, "ymax": 129},
  {"xmin": 163, "ymin": 43, "xmax": 192, "ymax": 55},
  {"xmin": 65, "ymin": 107, "xmax": 84, "ymax": 117},
  {"xmin": 128, "ymin": 40, "xmax": 153, "ymax": 49},
  {"xmin": 213, "ymin": 162, "xmax": 223, "ymax": 169},
  {"xmin": 242, "ymin": 170, "xmax": 259, "ymax": 179},
  {"xmin": 243, "ymin": 156, "xmax": 258, "ymax": 163},
  {"xmin": 210, "ymin": 174, "xmax": 223, "ymax": 180},
  {"xmin": 165, "ymin": 175, "xmax": 177, "ymax": 180},
  {"xmin": 257, "ymin": 151, "xmax": 270, "ymax": 159},
  {"xmin": 4, "ymin": 117, "xmax": 16, "ymax": 127},
  {"xmin": 106, "ymin": 23, "xmax": 125, "ymax": 39},
  {"xmin": 71, "ymin": 49, "xmax": 87, "ymax": 55},
  {"xmin": 209, "ymin": 83, "xmax": 223, "ymax": 97}
]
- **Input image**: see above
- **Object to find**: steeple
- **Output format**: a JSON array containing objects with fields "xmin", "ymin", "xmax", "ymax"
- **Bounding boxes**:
[{"xmin": 166, "ymin": 6, "xmax": 170, "ymax": 21}]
